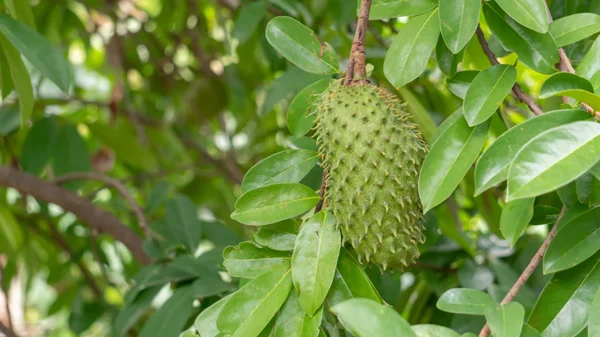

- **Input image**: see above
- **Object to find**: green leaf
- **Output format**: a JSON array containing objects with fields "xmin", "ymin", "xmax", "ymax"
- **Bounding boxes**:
[
  {"xmin": 192, "ymin": 277, "xmax": 235, "ymax": 298},
  {"xmin": 0, "ymin": 33, "xmax": 33, "ymax": 125},
  {"xmin": 292, "ymin": 211, "xmax": 341, "ymax": 316},
  {"xmin": 589, "ymin": 289, "xmax": 600, "ymax": 337},
  {"xmin": 165, "ymin": 195, "xmax": 203, "ymax": 252},
  {"xmin": 254, "ymin": 220, "xmax": 298, "ymax": 251},
  {"xmin": 113, "ymin": 286, "xmax": 162, "ymax": 337},
  {"xmin": 576, "ymin": 173, "xmax": 593, "ymax": 204},
  {"xmin": 475, "ymin": 110, "xmax": 591, "ymax": 195},
  {"xmin": 217, "ymin": 262, "xmax": 293, "ymax": 337},
  {"xmin": 0, "ymin": 45, "xmax": 14, "ymax": 99},
  {"xmin": 0, "ymin": 207, "xmax": 24, "ymax": 253},
  {"xmin": 263, "ymin": 66, "xmax": 326, "ymax": 114},
  {"xmin": 529, "ymin": 252, "xmax": 600, "ymax": 337},
  {"xmin": 576, "ymin": 36, "xmax": 600, "ymax": 80},
  {"xmin": 436, "ymin": 288, "xmax": 494, "ymax": 315},
  {"xmin": 463, "ymin": 64, "xmax": 517, "ymax": 126},
  {"xmin": 413, "ymin": 325, "xmax": 461, "ymax": 337},
  {"xmin": 368, "ymin": 0, "xmax": 438, "ymax": 20},
  {"xmin": 20, "ymin": 117, "xmax": 58, "ymax": 175},
  {"xmin": 326, "ymin": 249, "xmax": 383, "ymax": 307},
  {"xmin": 232, "ymin": 1, "xmax": 269, "ymax": 44},
  {"xmin": 507, "ymin": 121, "xmax": 600, "ymax": 201},
  {"xmin": 500, "ymin": 198, "xmax": 535, "ymax": 247},
  {"xmin": 483, "ymin": 2, "xmax": 559, "ymax": 74},
  {"xmin": 287, "ymin": 78, "xmax": 335, "ymax": 137},
  {"xmin": 430, "ymin": 108, "xmax": 463, "ymax": 146},
  {"xmin": 495, "ymin": 0, "xmax": 548, "ymax": 33},
  {"xmin": 145, "ymin": 181, "xmax": 171, "ymax": 215},
  {"xmin": 439, "ymin": 0, "xmax": 481, "ymax": 54},
  {"xmin": 544, "ymin": 207, "xmax": 600, "ymax": 273},
  {"xmin": 436, "ymin": 37, "xmax": 464, "ymax": 77},
  {"xmin": 539, "ymin": 73, "xmax": 600, "ymax": 111},
  {"xmin": 485, "ymin": 302, "xmax": 525, "ymax": 337},
  {"xmin": 549, "ymin": 13, "xmax": 600, "ymax": 47},
  {"xmin": 397, "ymin": 87, "xmax": 438, "ymax": 142},
  {"xmin": 0, "ymin": 104, "xmax": 19, "ymax": 136},
  {"xmin": 447, "ymin": 70, "xmax": 479, "ymax": 99},
  {"xmin": 242, "ymin": 150, "xmax": 320, "ymax": 193},
  {"xmin": 521, "ymin": 325, "xmax": 542, "ymax": 337},
  {"xmin": 273, "ymin": 291, "xmax": 323, "ymax": 337},
  {"xmin": 332, "ymin": 298, "xmax": 417, "ymax": 337},
  {"xmin": 223, "ymin": 242, "xmax": 290, "ymax": 279},
  {"xmin": 265, "ymin": 17, "xmax": 339, "ymax": 75},
  {"xmin": 139, "ymin": 286, "xmax": 194, "ymax": 337},
  {"xmin": 419, "ymin": 112, "xmax": 490, "ymax": 212},
  {"xmin": 231, "ymin": 183, "xmax": 319, "ymax": 226},
  {"xmin": 384, "ymin": 9, "xmax": 440, "ymax": 89},
  {"xmin": 530, "ymin": 205, "xmax": 561, "ymax": 225},
  {"xmin": 195, "ymin": 295, "xmax": 232, "ymax": 337},
  {"xmin": 5, "ymin": 0, "xmax": 35, "ymax": 28},
  {"xmin": 52, "ymin": 125, "xmax": 91, "ymax": 179},
  {"xmin": 0, "ymin": 13, "xmax": 71, "ymax": 92},
  {"xmin": 458, "ymin": 260, "xmax": 494, "ymax": 290}
]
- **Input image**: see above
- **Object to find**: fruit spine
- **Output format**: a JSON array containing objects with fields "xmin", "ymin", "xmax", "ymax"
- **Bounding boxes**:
[{"xmin": 314, "ymin": 81, "xmax": 427, "ymax": 270}]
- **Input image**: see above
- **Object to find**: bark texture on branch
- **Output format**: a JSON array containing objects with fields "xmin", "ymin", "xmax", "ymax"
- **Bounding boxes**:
[{"xmin": 344, "ymin": 0, "xmax": 373, "ymax": 85}]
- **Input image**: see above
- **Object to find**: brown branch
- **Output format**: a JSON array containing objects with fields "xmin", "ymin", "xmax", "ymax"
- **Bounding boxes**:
[
  {"xmin": 0, "ymin": 166, "xmax": 151, "ymax": 264},
  {"xmin": 0, "ymin": 323, "xmax": 18, "ymax": 337},
  {"xmin": 344, "ymin": 0, "xmax": 373, "ymax": 85},
  {"xmin": 475, "ymin": 26, "xmax": 544, "ymax": 116},
  {"xmin": 53, "ymin": 172, "xmax": 150, "ymax": 239},
  {"xmin": 478, "ymin": 206, "xmax": 566, "ymax": 337},
  {"xmin": 315, "ymin": 169, "xmax": 327, "ymax": 212}
]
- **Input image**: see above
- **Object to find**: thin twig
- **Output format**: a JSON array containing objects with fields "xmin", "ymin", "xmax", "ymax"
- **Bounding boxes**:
[
  {"xmin": 478, "ymin": 207, "xmax": 566, "ymax": 337},
  {"xmin": 315, "ymin": 169, "xmax": 327, "ymax": 212},
  {"xmin": 53, "ymin": 172, "xmax": 150, "ymax": 239},
  {"xmin": 0, "ymin": 323, "xmax": 18, "ymax": 337},
  {"xmin": 0, "ymin": 264, "xmax": 13, "ymax": 332},
  {"xmin": 475, "ymin": 26, "xmax": 544, "ymax": 116},
  {"xmin": 344, "ymin": 0, "xmax": 373, "ymax": 85}
]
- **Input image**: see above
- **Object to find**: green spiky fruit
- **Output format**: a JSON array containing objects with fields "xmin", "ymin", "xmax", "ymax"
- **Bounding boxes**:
[{"xmin": 314, "ymin": 81, "xmax": 427, "ymax": 270}]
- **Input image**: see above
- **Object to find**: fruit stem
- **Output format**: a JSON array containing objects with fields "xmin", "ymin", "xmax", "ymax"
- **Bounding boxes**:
[{"xmin": 344, "ymin": 0, "xmax": 373, "ymax": 86}]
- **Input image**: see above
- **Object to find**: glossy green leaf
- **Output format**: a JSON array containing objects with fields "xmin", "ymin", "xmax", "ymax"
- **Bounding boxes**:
[
  {"xmin": 0, "ymin": 45, "xmax": 14, "ymax": 99},
  {"xmin": 576, "ymin": 173, "xmax": 593, "ymax": 204},
  {"xmin": 52, "ymin": 125, "xmax": 91, "ymax": 180},
  {"xmin": 475, "ymin": 110, "xmax": 590, "ymax": 195},
  {"xmin": 384, "ymin": 9, "xmax": 440, "ymax": 89},
  {"xmin": 430, "ymin": 108, "xmax": 463, "ymax": 146},
  {"xmin": 232, "ymin": 183, "xmax": 319, "ymax": 226},
  {"xmin": 439, "ymin": 0, "xmax": 481, "ymax": 54},
  {"xmin": 539, "ymin": 73, "xmax": 600, "ymax": 111},
  {"xmin": 589, "ymin": 289, "xmax": 600, "ymax": 337},
  {"xmin": 165, "ymin": 195, "xmax": 203, "ymax": 252},
  {"xmin": 287, "ymin": 78, "xmax": 335, "ymax": 137},
  {"xmin": 265, "ymin": 17, "xmax": 339, "ymax": 75},
  {"xmin": 544, "ymin": 207, "xmax": 600, "ymax": 273},
  {"xmin": 447, "ymin": 71, "xmax": 479, "ymax": 99},
  {"xmin": 232, "ymin": 1, "xmax": 269, "ymax": 44},
  {"xmin": 577, "ymin": 36, "xmax": 600, "ymax": 80},
  {"xmin": 242, "ymin": 150, "xmax": 320, "ymax": 193},
  {"xmin": 254, "ymin": 220, "xmax": 298, "ymax": 251},
  {"xmin": 195, "ymin": 295, "xmax": 232, "ymax": 337},
  {"xmin": 326, "ymin": 249, "xmax": 383, "ymax": 307},
  {"xmin": 217, "ymin": 262, "xmax": 293, "ymax": 337},
  {"xmin": 292, "ymin": 211, "xmax": 341, "ymax": 316},
  {"xmin": 483, "ymin": 2, "xmax": 559, "ymax": 74},
  {"xmin": 273, "ymin": 291, "xmax": 323, "ymax": 337},
  {"xmin": 263, "ymin": 66, "xmax": 326, "ymax": 114},
  {"xmin": 0, "ymin": 104, "xmax": 19, "ymax": 136},
  {"xmin": 549, "ymin": 13, "xmax": 600, "ymax": 47},
  {"xmin": 485, "ymin": 302, "xmax": 525, "ymax": 337},
  {"xmin": 495, "ymin": 0, "xmax": 548, "ymax": 33},
  {"xmin": 332, "ymin": 298, "xmax": 417, "ymax": 337},
  {"xmin": 5, "ymin": 0, "xmax": 35, "ymax": 28},
  {"xmin": 436, "ymin": 288, "xmax": 494, "ymax": 315},
  {"xmin": 419, "ymin": 113, "xmax": 490, "ymax": 212},
  {"xmin": 20, "ymin": 117, "xmax": 58, "ymax": 175},
  {"xmin": 145, "ymin": 181, "xmax": 171, "ymax": 215},
  {"xmin": 436, "ymin": 37, "xmax": 464, "ymax": 77},
  {"xmin": 530, "ymin": 205, "xmax": 561, "ymax": 225},
  {"xmin": 521, "ymin": 324, "xmax": 542, "ymax": 337},
  {"xmin": 529, "ymin": 252, "xmax": 600, "ymax": 337},
  {"xmin": 224, "ymin": 242, "xmax": 290, "ymax": 279},
  {"xmin": 0, "ymin": 13, "xmax": 72, "ymax": 92},
  {"xmin": 507, "ymin": 121, "xmax": 600, "ymax": 201},
  {"xmin": 0, "ymin": 33, "xmax": 33, "ymax": 125},
  {"xmin": 500, "ymin": 198, "xmax": 535, "ymax": 247},
  {"xmin": 114, "ymin": 286, "xmax": 162, "ymax": 337},
  {"xmin": 463, "ymin": 64, "xmax": 517, "ymax": 126},
  {"xmin": 139, "ymin": 286, "xmax": 195, "ymax": 337},
  {"xmin": 368, "ymin": 0, "xmax": 438, "ymax": 20},
  {"xmin": 413, "ymin": 325, "xmax": 460, "ymax": 337}
]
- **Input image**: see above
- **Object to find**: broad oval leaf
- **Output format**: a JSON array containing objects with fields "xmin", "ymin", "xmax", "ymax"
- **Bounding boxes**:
[
  {"xmin": 500, "ymin": 198, "xmax": 535, "ymax": 247},
  {"xmin": 253, "ymin": 220, "xmax": 298, "ymax": 251},
  {"xmin": 439, "ymin": 0, "xmax": 481, "ymax": 54},
  {"xmin": 165, "ymin": 195, "xmax": 203, "ymax": 252},
  {"xmin": 232, "ymin": 1, "xmax": 269, "ymax": 44},
  {"xmin": 5, "ymin": 0, "xmax": 35, "ymax": 28},
  {"xmin": 436, "ymin": 288, "xmax": 494, "ymax": 315},
  {"xmin": 332, "ymin": 298, "xmax": 417, "ymax": 337},
  {"xmin": 463, "ymin": 64, "xmax": 517, "ymax": 126},
  {"xmin": 368, "ymin": 0, "xmax": 438, "ymax": 20},
  {"xmin": 483, "ymin": 2, "xmax": 559, "ymax": 74},
  {"xmin": 507, "ymin": 121, "xmax": 600, "ymax": 201},
  {"xmin": 223, "ymin": 242, "xmax": 290, "ymax": 279},
  {"xmin": 413, "ymin": 325, "xmax": 460, "ymax": 337},
  {"xmin": 326, "ymin": 249, "xmax": 383, "ymax": 307},
  {"xmin": 0, "ymin": 13, "xmax": 72, "ymax": 92},
  {"xmin": 419, "ymin": 112, "xmax": 490, "ymax": 212},
  {"xmin": 20, "ymin": 117, "xmax": 58, "ymax": 175},
  {"xmin": 231, "ymin": 183, "xmax": 320, "ymax": 226},
  {"xmin": 242, "ymin": 150, "xmax": 320, "ymax": 193},
  {"xmin": 217, "ymin": 263, "xmax": 293, "ymax": 337},
  {"xmin": 539, "ymin": 72, "xmax": 600, "ymax": 111},
  {"xmin": 577, "ymin": 36, "xmax": 600, "ymax": 80},
  {"xmin": 287, "ymin": 78, "xmax": 335, "ymax": 137},
  {"xmin": 114, "ymin": 286, "xmax": 162, "ymax": 337},
  {"xmin": 495, "ymin": 0, "xmax": 548, "ymax": 33},
  {"xmin": 0, "ymin": 104, "xmax": 19, "ymax": 136},
  {"xmin": 549, "ymin": 13, "xmax": 600, "ymax": 47},
  {"xmin": 475, "ymin": 110, "xmax": 591, "ymax": 195},
  {"xmin": 0, "ymin": 33, "xmax": 33, "ymax": 125},
  {"xmin": 139, "ymin": 286, "xmax": 195, "ymax": 337},
  {"xmin": 436, "ymin": 37, "xmax": 465, "ymax": 77},
  {"xmin": 292, "ymin": 211, "xmax": 341, "ymax": 316},
  {"xmin": 273, "ymin": 291, "xmax": 323, "ymax": 337},
  {"xmin": 447, "ymin": 71, "xmax": 479, "ymax": 99},
  {"xmin": 521, "ymin": 325, "xmax": 542, "ymax": 337},
  {"xmin": 384, "ymin": 9, "xmax": 440, "ymax": 89},
  {"xmin": 265, "ymin": 17, "xmax": 339, "ymax": 75},
  {"xmin": 589, "ymin": 289, "xmax": 600, "ymax": 337},
  {"xmin": 485, "ymin": 302, "xmax": 525, "ymax": 337},
  {"xmin": 529, "ymin": 252, "xmax": 600, "ymax": 337},
  {"xmin": 544, "ymin": 207, "xmax": 600, "ymax": 274},
  {"xmin": 195, "ymin": 295, "xmax": 232, "ymax": 337},
  {"xmin": 52, "ymin": 125, "xmax": 91, "ymax": 184}
]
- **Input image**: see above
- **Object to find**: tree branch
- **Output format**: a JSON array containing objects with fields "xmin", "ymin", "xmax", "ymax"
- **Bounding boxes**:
[
  {"xmin": 0, "ymin": 166, "xmax": 151, "ymax": 264},
  {"xmin": 475, "ymin": 26, "xmax": 544, "ymax": 116},
  {"xmin": 344, "ymin": 0, "xmax": 373, "ymax": 85},
  {"xmin": 53, "ymin": 172, "xmax": 150, "ymax": 239},
  {"xmin": 0, "ymin": 323, "xmax": 18, "ymax": 337},
  {"xmin": 478, "ymin": 206, "xmax": 566, "ymax": 337}
]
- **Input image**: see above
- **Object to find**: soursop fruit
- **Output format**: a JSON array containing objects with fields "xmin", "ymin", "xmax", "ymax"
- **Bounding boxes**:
[{"xmin": 314, "ymin": 81, "xmax": 427, "ymax": 270}]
